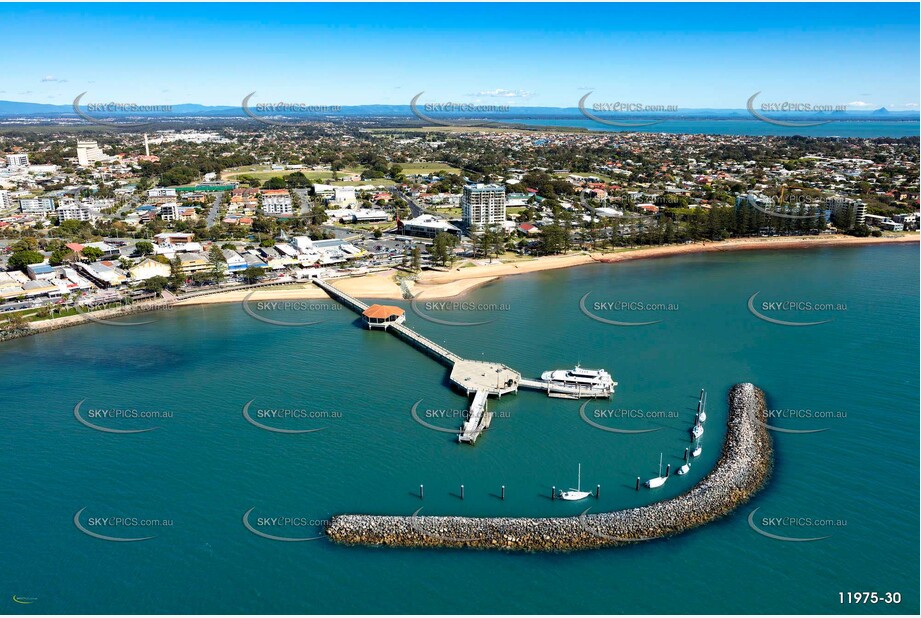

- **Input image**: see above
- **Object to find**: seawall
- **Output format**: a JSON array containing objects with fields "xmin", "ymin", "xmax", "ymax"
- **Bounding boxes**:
[{"xmin": 325, "ymin": 382, "xmax": 773, "ymax": 552}]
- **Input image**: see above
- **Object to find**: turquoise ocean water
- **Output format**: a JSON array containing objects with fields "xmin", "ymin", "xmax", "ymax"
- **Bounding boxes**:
[{"xmin": 2, "ymin": 245, "xmax": 918, "ymax": 614}]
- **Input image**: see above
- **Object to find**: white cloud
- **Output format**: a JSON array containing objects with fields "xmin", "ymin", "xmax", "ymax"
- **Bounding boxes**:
[
  {"xmin": 41, "ymin": 75, "xmax": 67, "ymax": 83},
  {"xmin": 845, "ymin": 100, "xmax": 873, "ymax": 108},
  {"xmin": 468, "ymin": 88, "xmax": 534, "ymax": 99}
]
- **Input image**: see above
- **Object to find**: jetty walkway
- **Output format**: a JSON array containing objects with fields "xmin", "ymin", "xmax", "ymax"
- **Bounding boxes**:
[{"xmin": 314, "ymin": 278, "xmax": 611, "ymax": 442}]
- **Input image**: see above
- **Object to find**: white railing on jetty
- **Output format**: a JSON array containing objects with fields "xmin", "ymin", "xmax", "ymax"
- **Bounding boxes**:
[
  {"xmin": 389, "ymin": 323, "xmax": 462, "ymax": 365},
  {"xmin": 458, "ymin": 390, "xmax": 490, "ymax": 444},
  {"xmin": 312, "ymin": 279, "xmax": 370, "ymax": 313},
  {"xmin": 313, "ymin": 279, "xmax": 461, "ymax": 366}
]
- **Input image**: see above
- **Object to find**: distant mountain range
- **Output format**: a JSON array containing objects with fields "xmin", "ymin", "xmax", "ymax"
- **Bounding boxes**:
[{"xmin": 0, "ymin": 99, "xmax": 917, "ymax": 120}]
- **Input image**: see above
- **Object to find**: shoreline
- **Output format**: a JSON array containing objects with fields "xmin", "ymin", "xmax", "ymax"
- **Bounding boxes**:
[
  {"xmin": 3, "ymin": 233, "xmax": 916, "ymax": 339},
  {"xmin": 325, "ymin": 383, "xmax": 773, "ymax": 552},
  {"xmin": 176, "ymin": 233, "xmax": 918, "ymax": 307}
]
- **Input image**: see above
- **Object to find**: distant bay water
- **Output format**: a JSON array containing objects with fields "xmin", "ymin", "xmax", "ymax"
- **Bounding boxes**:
[
  {"xmin": 1, "ymin": 245, "xmax": 917, "ymax": 614},
  {"xmin": 508, "ymin": 116, "xmax": 920, "ymax": 138}
]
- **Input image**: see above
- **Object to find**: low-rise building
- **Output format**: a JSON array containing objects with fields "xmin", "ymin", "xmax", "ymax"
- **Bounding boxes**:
[
  {"xmin": 81, "ymin": 241, "xmax": 121, "ymax": 260},
  {"xmin": 326, "ymin": 208, "xmax": 389, "ymax": 223},
  {"xmin": 26, "ymin": 262, "xmax": 56, "ymax": 281},
  {"xmin": 129, "ymin": 258, "xmax": 171, "ymax": 281},
  {"xmin": 398, "ymin": 214, "xmax": 461, "ymax": 238},
  {"xmin": 74, "ymin": 261, "xmax": 127, "ymax": 288},
  {"xmin": 863, "ymin": 214, "xmax": 904, "ymax": 231},
  {"xmin": 154, "ymin": 232, "xmax": 195, "ymax": 246},
  {"xmin": 177, "ymin": 252, "xmax": 211, "ymax": 274},
  {"xmin": 892, "ymin": 212, "xmax": 919, "ymax": 231},
  {"xmin": 332, "ymin": 186, "xmax": 357, "ymax": 205},
  {"xmin": 221, "ymin": 249, "xmax": 248, "ymax": 273}
]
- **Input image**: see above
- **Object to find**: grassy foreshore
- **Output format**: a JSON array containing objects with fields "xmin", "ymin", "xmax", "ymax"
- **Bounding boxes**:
[{"xmin": 325, "ymin": 383, "xmax": 773, "ymax": 552}]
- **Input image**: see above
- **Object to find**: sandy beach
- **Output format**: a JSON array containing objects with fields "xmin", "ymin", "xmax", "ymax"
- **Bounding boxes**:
[{"xmin": 174, "ymin": 233, "xmax": 918, "ymax": 307}]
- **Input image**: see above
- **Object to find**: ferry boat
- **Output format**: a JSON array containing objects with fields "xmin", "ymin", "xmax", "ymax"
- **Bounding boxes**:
[{"xmin": 540, "ymin": 365, "xmax": 616, "ymax": 392}]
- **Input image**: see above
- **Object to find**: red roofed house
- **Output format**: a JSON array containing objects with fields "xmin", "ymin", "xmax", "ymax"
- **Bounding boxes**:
[{"xmin": 517, "ymin": 222, "xmax": 539, "ymax": 236}]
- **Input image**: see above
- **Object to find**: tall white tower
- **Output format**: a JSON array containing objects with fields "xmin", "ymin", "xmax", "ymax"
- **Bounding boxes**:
[{"xmin": 144, "ymin": 133, "xmax": 150, "ymax": 157}]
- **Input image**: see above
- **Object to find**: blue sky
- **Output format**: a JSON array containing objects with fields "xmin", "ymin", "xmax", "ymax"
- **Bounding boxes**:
[{"xmin": 1, "ymin": 2, "xmax": 918, "ymax": 110}]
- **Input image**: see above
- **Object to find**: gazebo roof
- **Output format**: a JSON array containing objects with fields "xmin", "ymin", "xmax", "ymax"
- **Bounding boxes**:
[{"xmin": 362, "ymin": 304, "xmax": 405, "ymax": 320}]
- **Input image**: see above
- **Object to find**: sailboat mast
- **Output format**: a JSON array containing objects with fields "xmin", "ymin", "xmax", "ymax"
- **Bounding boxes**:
[{"xmin": 577, "ymin": 463, "xmax": 582, "ymax": 491}]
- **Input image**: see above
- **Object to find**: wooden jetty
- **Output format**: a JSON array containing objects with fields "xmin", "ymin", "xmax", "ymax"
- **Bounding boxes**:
[{"xmin": 314, "ymin": 279, "xmax": 611, "ymax": 444}]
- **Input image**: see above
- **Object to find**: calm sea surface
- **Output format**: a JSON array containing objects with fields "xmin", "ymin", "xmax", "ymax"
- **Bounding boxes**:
[{"xmin": 2, "ymin": 245, "xmax": 918, "ymax": 614}]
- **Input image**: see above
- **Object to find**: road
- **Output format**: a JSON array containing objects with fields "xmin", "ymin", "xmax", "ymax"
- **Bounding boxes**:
[
  {"xmin": 390, "ymin": 188, "xmax": 424, "ymax": 218},
  {"xmin": 580, "ymin": 193, "xmax": 598, "ymax": 216},
  {"xmin": 206, "ymin": 192, "xmax": 222, "ymax": 227}
]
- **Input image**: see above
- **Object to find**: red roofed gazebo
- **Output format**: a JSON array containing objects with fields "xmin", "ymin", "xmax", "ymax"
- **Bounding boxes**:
[{"xmin": 361, "ymin": 304, "xmax": 406, "ymax": 330}]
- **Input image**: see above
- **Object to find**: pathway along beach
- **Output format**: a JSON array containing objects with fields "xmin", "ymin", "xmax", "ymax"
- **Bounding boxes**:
[{"xmin": 326, "ymin": 383, "xmax": 773, "ymax": 552}]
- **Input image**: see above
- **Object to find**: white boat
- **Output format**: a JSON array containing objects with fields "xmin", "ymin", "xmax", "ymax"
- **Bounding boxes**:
[
  {"xmin": 541, "ymin": 365, "xmax": 616, "ymax": 391},
  {"xmin": 677, "ymin": 447, "xmax": 690, "ymax": 475},
  {"xmin": 699, "ymin": 389, "xmax": 707, "ymax": 423},
  {"xmin": 559, "ymin": 463, "xmax": 593, "ymax": 501},
  {"xmin": 644, "ymin": 453, "xmax": 669, "ymax": 488},
  {"xmin": 691, "ymin": 438, "xmax": 702, "ymax": 458},
  {"xmin": 691, "ymin": 422, "xmax": 704, "ymax": 439}
]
